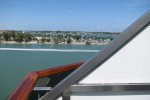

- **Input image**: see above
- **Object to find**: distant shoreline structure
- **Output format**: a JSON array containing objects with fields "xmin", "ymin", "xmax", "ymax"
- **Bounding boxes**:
[{"xmin": 0, "ymin": 30, "xmax": 120, "ymax": 45}]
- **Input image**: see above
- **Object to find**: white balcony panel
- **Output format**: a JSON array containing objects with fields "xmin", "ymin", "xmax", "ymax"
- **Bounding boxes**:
[
  {"xmin": 71, "ymin": 95, "xmax": 150, "ymax": 100},
  {"xmin": 81, "ymin": 25, "xmax": 150, "ymax": 83}
]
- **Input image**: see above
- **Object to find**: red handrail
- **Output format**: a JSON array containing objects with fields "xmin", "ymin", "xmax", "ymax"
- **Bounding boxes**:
[{"xmin": 8, "ymin": 62, "xmax": 83, "ymax": 100}]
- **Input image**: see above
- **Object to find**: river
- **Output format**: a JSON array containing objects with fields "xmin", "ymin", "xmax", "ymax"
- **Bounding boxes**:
[{"xmin": 0, "ymin": 44, "xmax": 104, "ymax": 100}]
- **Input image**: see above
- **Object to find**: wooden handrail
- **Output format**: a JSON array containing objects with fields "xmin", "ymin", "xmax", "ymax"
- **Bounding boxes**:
[{"xmin": 8, "ymin": 62, "xmax": 83, "ymax": 100}]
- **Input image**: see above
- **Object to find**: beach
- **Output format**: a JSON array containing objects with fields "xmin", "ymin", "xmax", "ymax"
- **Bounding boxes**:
[{"xmin": 0, "ymin": 40, "xmax": 108, "ymax": 45}]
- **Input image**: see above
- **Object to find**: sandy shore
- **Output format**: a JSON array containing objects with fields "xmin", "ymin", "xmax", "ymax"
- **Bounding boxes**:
[{"xmin": 0, "ymin": 41, "xmax": 107, "ymax": 45}]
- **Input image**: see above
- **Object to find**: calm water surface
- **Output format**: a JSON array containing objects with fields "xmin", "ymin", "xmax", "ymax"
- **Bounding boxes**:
[{"xmin": 0, "ymin": 44, "xmax": 104, "ymax": 99}]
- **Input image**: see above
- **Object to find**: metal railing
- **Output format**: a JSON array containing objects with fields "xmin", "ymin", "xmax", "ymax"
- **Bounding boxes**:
[
  {"xmin": 41, "ymin": 10, "xmax": 150, "ymax": 100},
  {"xmin": 33, "ymin": 83, "xmax": 150, "ymax": 100},
  {"xmin": 8, "ymin": 62, "xmax": 83, "ymax": 100},
  {"xmin": 62, "ymin": 83, "xmax": 150, "ymax": 100}
]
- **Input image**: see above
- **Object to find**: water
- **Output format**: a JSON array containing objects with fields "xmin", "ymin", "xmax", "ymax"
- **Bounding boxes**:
[{"xmin": 0, "ymin": 44, "xmax": 104, "ymax": 100}]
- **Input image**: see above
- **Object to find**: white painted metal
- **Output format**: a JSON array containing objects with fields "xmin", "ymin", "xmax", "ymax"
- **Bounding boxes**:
[
  {"xmin": 34, "ymin": 87, "xmax": 52, "ymax": 91},
  {"xmin": 81, "ymin": 25, "xmax": 150, "ymax": 84},
  {"xmin": 72, "ymin": 23, "xmax": 150, "ymax": 100},
  {"xmin": 71, "ymin": 95, "xmax": 150, "ymax": 100},
  {"xmin": 64, "ymin": 83, "xmax": 150, "ymax": 100}
]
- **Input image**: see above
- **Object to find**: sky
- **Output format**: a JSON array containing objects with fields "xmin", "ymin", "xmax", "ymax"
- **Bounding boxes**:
[{"xmin": 0, "ymin": 0, "xmax": 150, "ymax": 32}]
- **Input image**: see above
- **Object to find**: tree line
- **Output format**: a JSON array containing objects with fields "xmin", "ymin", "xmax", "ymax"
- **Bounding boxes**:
[
  {"xmin": 0, "ymin": 31, "xmax": 73, "ymax": 44},
  {"xmin": 0, "ymin": 30, "xmax": 120, "ymax": 45},
  {"xmin": 0, "ymin": 31, "xmax": 32, "ymax": 43}
]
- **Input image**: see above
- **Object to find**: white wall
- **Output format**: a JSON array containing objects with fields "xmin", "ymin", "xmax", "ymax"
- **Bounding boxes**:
[
  {"xmin": 71, "ymin": 95, "xmax": 150, "ymax": 100},
  {"xmin": 70, "ymin": 25, "xmax": 150, "ymax": 100},
  {"xmin": 81, "ymin": 25, "xmax": 150, "ymax": 84}
]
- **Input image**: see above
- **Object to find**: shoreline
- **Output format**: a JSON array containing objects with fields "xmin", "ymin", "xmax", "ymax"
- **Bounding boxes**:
[{"xmin": 0, "ymin": 41, "xmax": 108, "ymax": 46}]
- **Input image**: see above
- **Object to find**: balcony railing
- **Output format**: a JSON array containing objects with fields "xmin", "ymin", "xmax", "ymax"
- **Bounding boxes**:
[
  {"xmin": 8, "ymin": 62, "xmax": 84, "ymax": 100},
  {"xmin": 61, "ymin": 83, "xmax": 150, "ymax": 100}
]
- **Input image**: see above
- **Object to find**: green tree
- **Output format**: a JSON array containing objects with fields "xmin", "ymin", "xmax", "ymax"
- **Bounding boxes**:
[
  {"xmin": 0, "ymin": 34, "xmax": 2, "ymax": 43},
  {"xmin": 109, "ymin": 37, "xmax": 114, "ymax": 41},
  {"xmin": 9, "ymin": 31, "xmax": 16, "ymax": 41},
  {"xmin": 86, "ymin": 41, "xmax": 91, "ymax": 45},
  {"xmin": 15, "ymin": 33, "xmax": 24, "ymax": 43},
  {"xmin": 67, "ymin": 37, "xmax": 72, "ymax": 44},
  {"xmin": 61, "ymin": 38, "xmax": 66, "ymax": 43},
  {"xmin": 41, "ymin": 38, "xmax": 46, "ymax": 43},
  {"xmin": 24, "ymin": 34, "xmax": 32, "ymax": 43},
  {"xmin": 2, "ymin": 32, "xmax": 11, "ymax": 41},
  {"xmin": 53, "ymin": 38, "xmax": 59, "ymax": 44},
  {"xmin": 74, "ymin": 35, "xmax": 81, "ymax": 41},
  {"xmin": 11, "ymin": 33, "xmax": 16, "ymax": 41},
  {"xmin": 46, "ymin": 39, "xmax": 51, "ymax": 42}
]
